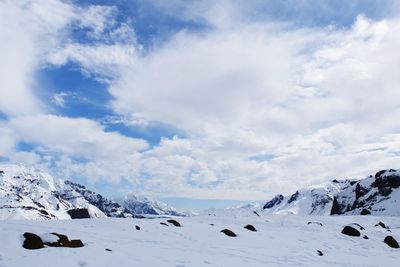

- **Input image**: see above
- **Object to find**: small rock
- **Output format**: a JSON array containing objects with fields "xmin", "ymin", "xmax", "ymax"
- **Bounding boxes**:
[
  {"xmin": 363, "ymin": 235, "xmax": 369, "ymax": 239},
  {"xmin": 22, "ymin": 232, "xmax": 44, "ymax": 250},
  {"xmin": 135, "ymin": 225, "xmax": 140, "ymax": 230},
  {"xmin": 68, "ymin": 239, "xmax": 84, "ymax": 248},
  {"xmin": 67, "ymin": 208, "xmax": 90, "ymax": 219},
  {"xmin": 244, "ymin": 224, "xmax": 257, "ymax": 232},
  {"xmin": 375, "ymin": 221, "xmax": 389, "ymax": 229},
  {"xmin": 220, "ymin": 229, "xmax": 237, "ymax": 237},
  {"xmin": 160, "ymin": 222, "xmax": 169, "ymax": 226},
  {"xmin": 350, "ymin": 223, "xmax": 365, "ymax": 230},
  {"xmin": 317, "ymin": 250, "xmax": 323, "ymax": 256},
  {"xmin": 253, "ymin": 211, "xmax": 260, "ymax": 217},
  {"xmin": 167, "ymin": 219, "xmax": 181, "ymax": 227},
  {"xmin": 341, "ymin": 226, "xmax": 361, "ymax": 237},
  {"xmin": 210, "ymin": 224, "xmax": 214, "ymax": 226},
  {"xmin": 384, "ymin": 236, "xmax": 399, "ymax": 248},
  {"xmin": 105, "ymin": 248, "xmax": 112, "ymax": 252},
  {"xmin": 307, "ymin": 222, "xmax": 323, "ymax": 226}
]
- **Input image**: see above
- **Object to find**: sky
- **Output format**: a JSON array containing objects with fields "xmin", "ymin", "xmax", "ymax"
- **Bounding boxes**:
[{"xmin": 1, "ymin": 0, "xmax": 400, "ymax": 210}]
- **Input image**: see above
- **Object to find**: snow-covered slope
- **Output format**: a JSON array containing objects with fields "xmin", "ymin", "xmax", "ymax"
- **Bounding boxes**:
[
  {"xmin": 120, "ymin": 194, "xmax": 186, "ymax": 217},
  {"xmin": 0, "ymin": 164, "xmax": 107, "ymax": 220},
  {"xmin": 0, "ymin": 212, "xmax": 399, "ymax": 266},
  {"xmin": 0, "ymin": 164, "xmax": 183, "ymax": 220},
  {"xmin": 262, "ymin": 169, "xmax": 400, "ymax": 216}
]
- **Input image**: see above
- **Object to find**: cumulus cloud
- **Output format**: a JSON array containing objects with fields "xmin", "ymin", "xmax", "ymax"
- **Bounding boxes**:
[{"xmin": 2, "ymin": 0, "xmax": 400, "ymax": 200}]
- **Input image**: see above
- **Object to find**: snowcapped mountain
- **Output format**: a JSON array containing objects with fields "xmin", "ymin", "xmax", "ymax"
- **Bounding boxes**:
[
  {"xmin": 262, "ymin": 169, "xmax": 400, "ymax": 216},
  {"xmin": 0, "ymin": 164, "xmax": 183, "ymax": 220},
  {"xmin": 119, "ymin": 194, "xmax": 186, "ymax": 217},
  {"xmin": 0, "ymin": 164, "xmax": 107, "ymax": 220}
]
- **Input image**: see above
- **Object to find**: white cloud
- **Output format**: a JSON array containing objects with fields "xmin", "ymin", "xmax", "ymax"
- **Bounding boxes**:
[{"xmin": 2, "ymin": 0, "xmax": 400, "ymax": 200}]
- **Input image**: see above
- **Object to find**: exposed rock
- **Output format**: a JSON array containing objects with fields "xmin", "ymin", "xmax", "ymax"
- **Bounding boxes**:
[
  {"xmin": 253, "ymin": 211, "xmax": 260, "ymax": 217},
  {"xmin": 69, "ymin": 239, "xmax": 84, "ymax": 248},
  {"xmin": 22, "ymin": 232, "xmax": 44, "ymax": 250},
  {"xmin": 135, "ymin": 225, "xmax": 140, "ymax": 230},
  {"xmin": 220, "ymin": 229, "xmax": 237, "ymax": 237},
  {"xmin": 287, "ymin": 191, "xmax": 299, "ymax": 204},
  {"xmin": 317, "ymin": 250, "xmax": 323, "ymax": 256},
  {"xmin": 375, "ymin": 221, "xmax": 389, "ymax": 229},
  {"xmin": 160, "ymin": 222, "xmax": 169, "ymax": 226},
  {"xmin": 341, "ymin": 226, "xmax": 361, "ymax": 237},
  {"xmin": 167, "ymin": 219, "xmax": 181, "ymax": 227},
  {"xmin": 210, "ymin": 224, "xmax": 214, "ymax": 226},
  {"xmin": 363, "ymin": 235, "xmax": 369, "ymax": 239},
  {"xmin": 263, "ymin": 194, "xmax": 284, "ymax": 209},
  {"xmin": 67, "ymin": 208, "xmax": 90, "ymax": 219},
  {"xmin": 244, "ymin": 224, "xmax": 257, "ymax": 232},
  {"xmin": 105, "ymin": 248, "xmax": 112, "ymax": 252},
  {"xmin": 384, "ymin": 236, "xmax": 399, "ymax": 248},
  {"xmin": 330, "ymin": 197, "xmax": 342, "ymax": 215}
]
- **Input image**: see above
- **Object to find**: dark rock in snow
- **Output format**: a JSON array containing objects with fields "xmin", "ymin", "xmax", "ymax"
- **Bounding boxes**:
[
  {"xmin": 167, "ymin": 219, "xmax": 181, "ymax": 227},
  {"xmin": 105, "ymin": 248, "xmax": 112, "ymax": 252},
  {"xmin": 375, "ymin": 221, "xmax": 389, "ymax": 229},
  {"xmin": 220, "ymin": 229, "xmax": 237, "ymax": 237},
  {"xmin": 384, "ymin": 236, "xmax": 399, "ymax": 248},
  {"xmin": 210, "ymin": 224, "xmax": 214, "ymax": 226},
  {"xmin": 287, "ymin": 191, "xmax": 299, "ymax": 204},
  {"xmin": 363, "ymin": 235, "xmax": 369, "ymax": 239},
  {"xmin": 22, "ymin": 232, "xmax": 44, "ymax": 249},
  {"xmin": 330, "ymin": 197, "xmax": 342, "ymax": 215},
  {"xmin": 160, "ymin": 222, "xmax": 169, "ymax": 226},
  {"xmin": 244, "ymin": 224, "xmax": 257, "ymax": 232},
  {"xmin": 341, "ymin": 226, "xmax": 361, "ymax": 237},
  {"xmin": 263, "ymin": 194, "xmax": 284, "ymax": 209},
  {"xmin": 69, "ymin": 239, "xmax": 84, "ymax": 248},
  {"xmin": 50, "ymin": 233, "xmax": 69, "ymax": 247},
  {"xmin": 317, "ymin": 250, "xmax": 323, "ymax": 256},
  {"xmin": 135, "ymin": 225, "xmax": 140, "ymax": 230},
  {"xmin": 67, "ymin": 208, "xmax": 90, "ymax": 219},
  {"xmin": 253, "ymin": 211, "xmax": 260, "ymax": 217},
  {"xmin": 360, "ymin": 209, "xmax": 371, "ymax": 215}
]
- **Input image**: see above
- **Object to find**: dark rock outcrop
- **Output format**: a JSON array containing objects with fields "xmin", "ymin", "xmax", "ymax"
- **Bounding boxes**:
[
  {"xmin": 69, "ymin": 239, "xmax": 84, "ymax": 248},
  {"xmin": 375, "ymin": 221, "xmax": 389, "ymax": 229},
  {"xmin": 220, "ymin": 229, "xmax": 237, "ymax": 237},
  {"xmin": 160, "ymin": 222, "xmax": 169, "ymax": 226},
  {"xmin": 22, "ymin": 232, "xmax": 44, "ymax": 250},
  {"xmin": 384, "ymin": 236, "xmax": 399, "ymax": 248},
  {"xmin": 135, "ymin": 225, "xmax": 140, "ymax": 230},
  {"xmin": 67, "ymin": 208, "xmax": 90, "ymax": 219},
  {"xmin": 263, "ymin": 194, "xmax": 284, "ymax": 209},
  {"xmin": 317, "ymin": 250, "xmax": 323, "ymax": 256},
  {"xmin": 167, "ymin": 219, "xmax": 181, "ymax": 227},
  {"xmin": 244, "ymin": 224, "xmax": 257, "ymax": 232},
  {"xmin": 341, "ymin": 226, "xmax": 361, "ymax": 237}
]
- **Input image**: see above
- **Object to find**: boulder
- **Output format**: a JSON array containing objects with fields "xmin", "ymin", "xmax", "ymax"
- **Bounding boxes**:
[
  {"xmin": 341, "ymin": 226, "xmax": 361, "ymax": 237},
  {"xmin": 384, "ymin": 236, "xmax": 399, "ymax": 249},
  {"xmin": 220, "ymin": 229, "xmax": 237, "ymax": 237},
  {"xmin": 243, "ymin": 224, "xmax": 257, "ymax": 232},
  {"xmin": 375, "ymin": 221, "xmax": 389, "ymax": 229},
  {"xmin": 22, "ymin": 232, "xmax": 44, "ymax": 250},
  {"xmin": 67, "ymin": 208, "xmax": 90, "ymax": 219},
  {"xmin": 167, "ymin": 219, "xmax": 181, "ymax": 227},
  {"xmin": 135, "ymin": 225, "xmax": 141, "ymax": 230},
  {"xmin": 317, "ymin": 250, "xmax": 323, "ymax": 256},
  {"xmin": 69, "ymin": 239, "xmax": 84, "ymax": 248}
]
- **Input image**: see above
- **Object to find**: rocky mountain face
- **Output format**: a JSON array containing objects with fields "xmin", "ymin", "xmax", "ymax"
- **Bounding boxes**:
[
  {"xmin": 262, "ymin": 169, "xmax": 400, "ymax": 216},
  {"xmin": 120, "ymin": 194, "xmax": 186, "ymax": 217},
  {"xmin": 0, "ymin": 164, "xmax": 183, "ymax": 220}
]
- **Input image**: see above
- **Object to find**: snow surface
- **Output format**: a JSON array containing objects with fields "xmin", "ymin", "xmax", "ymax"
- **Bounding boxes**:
[{"xmin": 1, "ymin": 211, "xmax": 399, "ymax": 266}]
